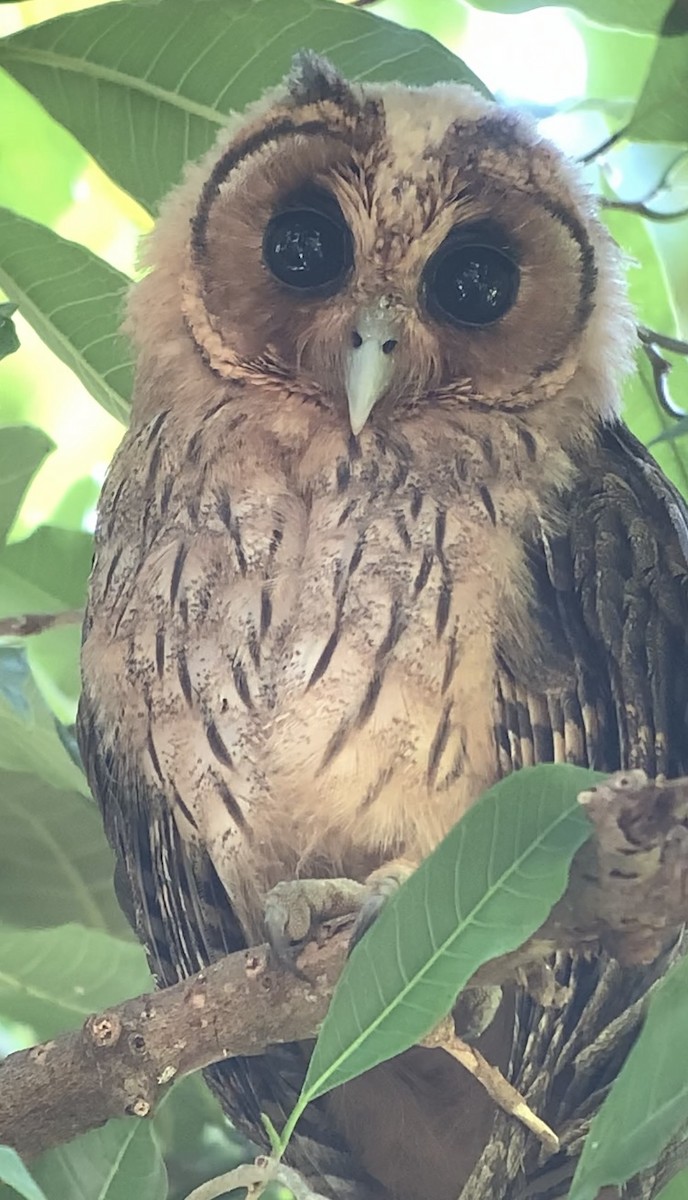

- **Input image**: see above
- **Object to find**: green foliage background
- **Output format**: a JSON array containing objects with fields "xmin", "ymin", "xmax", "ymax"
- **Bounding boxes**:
[{"xmin": 0, "ymin": 1, "xmax": 687, "ymax": 1198}]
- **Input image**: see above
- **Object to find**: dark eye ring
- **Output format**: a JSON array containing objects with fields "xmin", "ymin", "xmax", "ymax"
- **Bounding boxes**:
[
  {"xmin": 263, "ymin": 191, "xmax": 353, "ymax": 293},
  {"xmin": 423, "ymin": 227, "xmax": 520, "ymax": 328}
]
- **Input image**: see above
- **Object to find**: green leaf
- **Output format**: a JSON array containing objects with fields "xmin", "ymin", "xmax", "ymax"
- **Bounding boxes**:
[
  {"xmin": 0, "ymin": 525, "xmax": 92, "ymax": 617},
  {"xmin": 0, "ymin": 69, "xmax": 87, "ymax": 230},
  {"xmin": 154, "ymin": 1075, "xmax": 246, "ymax": 1199},
  {"xmin": 0, "ymin": 644, "xmax": 88, "ymax": 795},
  {"xmin": 627, "ymin": 30, "xmax": 688, "ymax": 143},
  {"xmin": 0, "ymin": 208, "xmax": 132, "ymax": 423},
  {"xmin": 30, "ymin": 1120, "xmax": 167, "ymax": 1200},
  {"xmin": 0, "ymin": 924, "xmax": 150, "ymax": 1041},
  {"xmin": 0, "ymin": 426, "xmax": 53, "ymax": 547},
  {"xmin": 465, "ymin": 0, "xmax": 674, "ymax": 32},
  {"xmin": 281, "ymin": 763, "xmax": 600, "ymax": 1148},
  {"xmin": 27, "ymin": 623, "xmax": 82, "ymax": 726},
  {"xmin": 570, "ymin": 953, "xmax": 688, "ymax": 1200},
  {"xmin": 51, "ymin": 475, "xmax": 101, "ymax": 532},
  {"xmin": 0, "ymin": 771, "xmax": 129, "ymax": 936},
  {"xmin": 656, "ymin": 1167, "xmax": 688, "ymax": 1200},
  {"xmin": 0, "ymin": 302, "xmax": 19, "ymax": 361},
  {"xmin": 0, "ymin": 1149, "xmax": 48, "ymax": 1200},
  {"xmin": 0, "ymin": 0, "xmax": 487, "ymax": 215}
]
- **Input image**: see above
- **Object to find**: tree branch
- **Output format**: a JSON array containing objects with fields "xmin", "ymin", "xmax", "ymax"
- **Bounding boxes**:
[
  {"xmin": 0, "ymin": 609, "xmax": 83, "ymax": 638},
  {"xmin": 2, "ymin": 770, "xmax": 687, "ymax": 1161},
  {"xmin": 638, "ymin": 326, "xmax": 688, "ymax": 421}
]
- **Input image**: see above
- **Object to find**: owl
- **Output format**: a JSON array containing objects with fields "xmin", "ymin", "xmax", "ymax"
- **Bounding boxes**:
[{"xmin": 77, "ymin": 52, "xmax": 688, "ymax": 1200}]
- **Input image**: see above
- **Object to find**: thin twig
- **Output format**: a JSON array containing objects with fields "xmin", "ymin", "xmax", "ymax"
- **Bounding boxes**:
[
  {"xmin": 640, "ymin": 326, "xmax": 688, "ymax": 357},
  {"xmin": 638, "ymin": 328, "xmax": 688, "ymax": 421},
  {"xmin": 579, "ymin": 126, "xmax": 627, "ymax": 165},
  {"xmin": 0, "ymin": 609, "xmax": 83, "ymax": 638},
  {"xmin": 423, "ymin": 1018, "xmax": 559, "ymax": 1155},
  {"xmin": 601, "ymin": 198, "xmax": 688, "ymax": 222}
]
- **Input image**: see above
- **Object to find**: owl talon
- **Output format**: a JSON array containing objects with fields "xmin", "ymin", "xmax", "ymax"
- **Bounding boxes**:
[
  {"xmin": 263, "ymin": 878, "xmax": 367, "ymax": 972},
  {"xmin": 348, "ymin": 859, "xmax": 417, "ymax": 955}
]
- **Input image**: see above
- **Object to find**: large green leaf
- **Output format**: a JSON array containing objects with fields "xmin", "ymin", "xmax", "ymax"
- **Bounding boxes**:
[
  {"xmin": 0, "ymin": 1149, "xmax": 47, "ymax": 1200},
  {"xmin": 0, "ymin": 426, "xmax": 53, "ymax": 547},
  {"xmin": 280, "ymin": 763, "xmax": 600, "ymax": 1148},
  {"xmin": 0, "ymin": 771, "xmax": 128, "ymax": 936},
  {"xmin": 0, "ymin": 923, "xmax": 150, "ymax": 1041},
  {"xmin": 0, "ymin": 209, "xmax": 132, "ymax": 423},
  {"xmin": 30, "ymin": 1120, "xmax": 167, "ymax": 1200},
  {"xmin": 0, "ymin": 644, "xmax": 88, "ymax": 795},
  {"xmin": 0, "ymin": 0, "xmax": 486, "ymax": 216},
  {"xmin": 0, "ymin": 69, "xmax": 87, "ymax": 229},
  {"xmin": 628, "ymin": 28, "xmax": 688, "ymax": 143},
  {"xmin": 570, "ymin": 953, "xmax": 688, "ymax": 1200},
  {"xmin": 26, "ymin": 622, "xmax": 82, "ymax": 727},
  {"xmin": 0, "ymin": 525, "xmax": 92, "ymax": 617},
  {"xmin": 465, "ymin": 0, "xmax": 675, "ymax": 32}
]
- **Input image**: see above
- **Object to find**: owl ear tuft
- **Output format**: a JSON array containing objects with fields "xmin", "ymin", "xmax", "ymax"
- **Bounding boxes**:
[{"xmin": 287, "ymin": 50, "xmax": 358, "ymax": 110}]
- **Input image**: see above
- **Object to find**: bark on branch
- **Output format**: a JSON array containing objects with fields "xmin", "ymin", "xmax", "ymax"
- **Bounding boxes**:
[{"xmin": 2, "ymin": 770, "xmax": 687, "ymax": 1161}]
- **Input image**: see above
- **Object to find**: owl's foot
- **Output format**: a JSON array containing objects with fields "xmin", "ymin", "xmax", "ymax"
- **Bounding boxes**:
[
  {"xmin": 264, "ymin": 877, "xmax": 367, "ymax": 971},
  {"xmin": 348, "ymin": 857, "xmax": 417, "ymax": 952}
]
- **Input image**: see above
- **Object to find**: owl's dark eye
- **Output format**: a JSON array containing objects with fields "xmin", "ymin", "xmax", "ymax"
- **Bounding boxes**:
[
  {"xmin": 423, "ymin": 225, "xmax": 520, "ymax": 327},
  {"xmin": 263, "ymin": 191, "xmax": 353, "ymax": 292}
]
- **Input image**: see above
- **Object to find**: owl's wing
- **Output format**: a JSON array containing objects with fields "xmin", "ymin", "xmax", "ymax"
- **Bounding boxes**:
[{"xmin": 471, "ymin": 419, "xmax": 688, "ymax": 1200}]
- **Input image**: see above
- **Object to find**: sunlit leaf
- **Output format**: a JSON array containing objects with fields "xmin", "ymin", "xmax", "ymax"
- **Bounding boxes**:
[
  {"xmin": 0, "ymin": 1149, "xmax": 47, "ymax": 1200},
  {"xmin": 0, "ymin": 302, "xmax": 19, "ymax": 361},
  {"xmin": 0, "ymin": 0, "xmax": 487, "ymax": 215},
  {"xmin": 0, "ymin": 644, "xmax": 88, "ymax": 795},
  {"xmin": 603, "ymin": 204, "xmax": 688, "ymax": 494},
  {"xmin": 30, "ymin": 1120, "xmax": 167, "ymax": 1200},
  {"xmin": 0, "ymin": 208, "xmax": 132, "ymax": 423},
  {"xmin": 0, "ymin": 425, "xmax": 53, "ymax": 547},
  {"xmin": 570, "ymin": 954, "xmax": 688, "ymax": 1200},
  {"xmin": 281, "ymin": 764, "xmax": 600, "ymax": 1148},
  {"xmin": 465, "ymin": 0, "xmax": 673, "ymax": 32},
  {"xmin": 0, "ymin": 70, "xmax": 87, "ymax": 230},
  {"xmin": 0, "ymin": 923, "xmax": 150, "ymax": 1041},
  {"xmin": 51, "ymin": 475, "xmax": 100, "ymax": 532},
  {"xmin": 0, "ymin": 771, "xmax": 129, "ymax": 936},
  {"xmin": 628, "ymin": 29, "xmax": 688, "ymax": 143}
]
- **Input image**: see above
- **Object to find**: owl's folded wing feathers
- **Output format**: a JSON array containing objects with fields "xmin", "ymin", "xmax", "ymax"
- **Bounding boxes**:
[{"xmin": 476, "ymin": 420, "xmax": 688, "ymax": 1200}]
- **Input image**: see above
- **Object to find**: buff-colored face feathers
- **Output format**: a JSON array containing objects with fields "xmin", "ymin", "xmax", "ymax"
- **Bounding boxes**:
[{"xmin": 127, "ymin": 51, "xmax": 634, "ymax": 432}]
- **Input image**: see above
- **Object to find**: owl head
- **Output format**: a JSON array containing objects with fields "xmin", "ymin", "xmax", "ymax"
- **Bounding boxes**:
[{"xmin": 128, "ymin": 52, "xmax": 634, "ymax": 434}]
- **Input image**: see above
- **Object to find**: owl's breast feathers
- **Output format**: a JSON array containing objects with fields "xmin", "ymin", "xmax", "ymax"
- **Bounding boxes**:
[{"xmin": 81, "ymin": 396, "xmax": 571, "ymax": 914}]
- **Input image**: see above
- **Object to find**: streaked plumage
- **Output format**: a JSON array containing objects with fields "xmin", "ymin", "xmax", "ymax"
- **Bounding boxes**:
[{"xmin": 78, "ymin": 52, "xmax": 688, "ymax": 1200}]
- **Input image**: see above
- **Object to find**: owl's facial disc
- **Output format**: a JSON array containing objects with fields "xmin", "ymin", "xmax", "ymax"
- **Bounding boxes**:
[{"xmin": 346, "ymin": 307, "xmax": 399, "ymax": 434}]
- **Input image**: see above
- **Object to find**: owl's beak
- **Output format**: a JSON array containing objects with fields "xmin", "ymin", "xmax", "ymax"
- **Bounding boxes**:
[{"xmin": 346, "ymin": 310, "xmax": 398, "ymax": 435}]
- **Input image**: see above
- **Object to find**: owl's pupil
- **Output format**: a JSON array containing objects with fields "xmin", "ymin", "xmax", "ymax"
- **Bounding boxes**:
[
  {"xmin": 263, "ymin": 206, "xmax": 352, "ymax": 292},
  {"xmin": 426, "ymin": 239, "xmax": 520, "ymax": 328}
]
